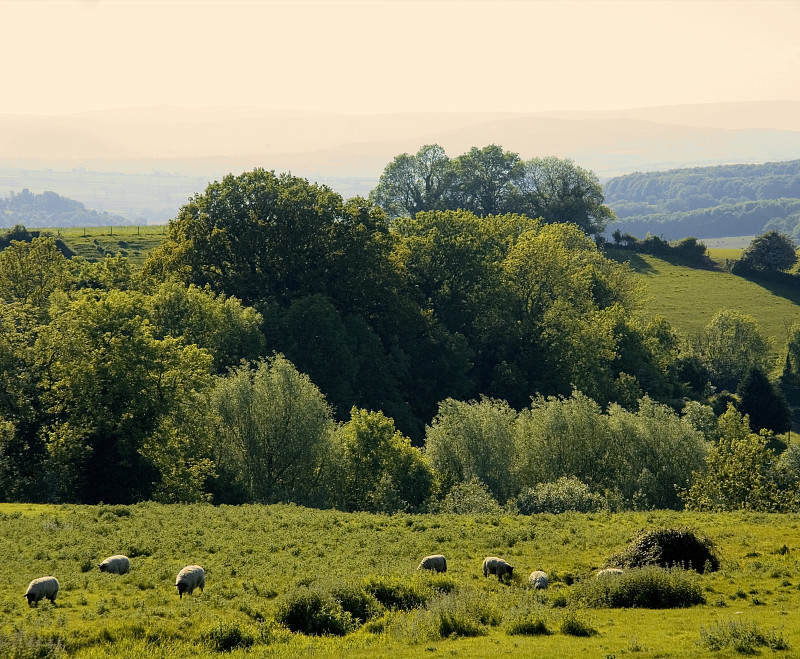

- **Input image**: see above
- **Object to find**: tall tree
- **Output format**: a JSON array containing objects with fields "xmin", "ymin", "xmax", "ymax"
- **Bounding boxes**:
[
  {"xmin": 450, "ymin": 145, "xmax": 522, "ymax": 216},
  {"xmin": 514, "ymin": 156, "xmax": 615, "ymax": 236},
  {"xmin": 368, "ymin": 144, "xmax": 453, "ymax": 218},
  {"xmin": 701, "ymin": 309, "xmax": 771, "ymax": 392},
  {"xmin": 737, "ymin": 366, "xmax": 791, "ymax": 435},
  {"xmin": 740, "ymin": 230, "xmax": 798, "ymax": 271}
]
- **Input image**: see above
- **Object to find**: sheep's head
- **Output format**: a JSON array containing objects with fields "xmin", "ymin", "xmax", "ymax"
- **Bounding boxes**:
[
  {"xmin": 177, "ymin": 582, "xmax": 188, "ymax": 597},
  {"xmin": 25, "ymin": 593, "xmax": 37, "ymax": 605}
]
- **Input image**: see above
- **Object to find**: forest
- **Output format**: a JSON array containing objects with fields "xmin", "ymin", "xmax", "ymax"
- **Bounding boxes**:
[
  {"xmin": 604, "ymin": 159, "xmax": 800, "ymax": 240},
  {"xmin": 0, "ymin": 189, "xmax": 131, "ymax": 228},
  {"xmin": 1, "ymin": 155, "xmax": 799, "ymax": 515}
]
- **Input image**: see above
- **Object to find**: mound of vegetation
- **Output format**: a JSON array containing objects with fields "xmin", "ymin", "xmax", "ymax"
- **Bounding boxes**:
[
  {"xmin": 0, "ymin": 189, "xmax": 131, "ymax": 227},
  {"xmin": 574, "ymin": 567, "xmax": 705, "ymax": 608},
  {"xmin": 605, "ymin": 527, "xmax": 719, "ymax": 573}
]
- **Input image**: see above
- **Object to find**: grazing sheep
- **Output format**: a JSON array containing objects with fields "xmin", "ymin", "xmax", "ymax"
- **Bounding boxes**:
[
  {"xmin": 597, "ymin": 567, "xmax": 624, "ymax": 578},
  {"xmin": 417, "ymin": 554, "xmax": 447, "ymax": 573},
  {"xmin": 175, "ymin": 565, "xmax": 205, "ymax": 598},
  {"xmin": 528, "ymin": 570, "xmax": 548, "ymax": 589},
  {"xmin": 99, "ymin": 555, "xmax": 130, "ymax": 575},
  {"xmin": 24, "ymin": 577, "xmax": 59, "ymax": 605},
  {"xmin": 482, "ymin": 556, "xmax": 514, "ymax": 582}
]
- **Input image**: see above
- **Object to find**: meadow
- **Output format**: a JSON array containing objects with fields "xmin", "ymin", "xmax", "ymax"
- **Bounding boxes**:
[
  {"xmin": 50, "ymin": 225, "xmax": 169, "ymax": 267},
  {"xmin": 1, "ymin": 503, "xmax": 798, "ymax": 658}
]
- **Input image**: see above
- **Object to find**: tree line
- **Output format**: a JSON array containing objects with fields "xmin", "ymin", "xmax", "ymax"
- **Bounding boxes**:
[{"xmin": 0, "ymin": 158, "xmax": 798, "ymax": 511}]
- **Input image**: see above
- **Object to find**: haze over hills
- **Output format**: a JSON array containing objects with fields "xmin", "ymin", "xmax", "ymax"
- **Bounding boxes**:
[{"xmin": 1, "ymin": 101, "xmax": 799, "ymax": 223}]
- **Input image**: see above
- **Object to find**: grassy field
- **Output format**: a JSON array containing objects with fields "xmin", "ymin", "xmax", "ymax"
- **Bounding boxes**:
[
  {"xmin": 1, "ymin": 503, "xmax": 798, "ymax": 658},
  {"xmin": 48, "ymin": 225, "xmax": 168, "ymax": 267},
  {"xmin": 612, "ymin": 251, "xmax": 800, "ymax": 359}
]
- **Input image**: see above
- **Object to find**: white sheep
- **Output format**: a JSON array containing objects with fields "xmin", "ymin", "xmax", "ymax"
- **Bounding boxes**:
[
  {"xmin": 24, "ymin": 576, "xmax": 59, "ymax": 605},
  {"xmin": 528, "ymin": 570, "xmax": 548, "ymax": 589},
  {"xmin": 596, "ymin": 567, "xmax": 624, "ymax": 578},
  {"xmin": 175, "ymin": 565, "xmax": 205, "ymax": 598},
  {"xmin": 98, "ymin": 555, "xmax": 130, "ymax": 575},
  {"xmin": 417, "ymin": 554, "xmax": 447, "ymax": 573},
  {"xmin": 482, "ymin": 556, "xmax": 514, "ymax": 582}
]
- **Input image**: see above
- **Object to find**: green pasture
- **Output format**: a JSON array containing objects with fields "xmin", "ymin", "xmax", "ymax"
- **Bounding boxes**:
[
  {"xmin": 48, "ymin": 225, "xmax": 168, "ymax": 267},
  {"xmin": 1, "ymin": 503, "xmax": 799, "ymax": 657},
  {"xmin": 615, "ymin": 252, "xmax": 800, "ymax": 356}
]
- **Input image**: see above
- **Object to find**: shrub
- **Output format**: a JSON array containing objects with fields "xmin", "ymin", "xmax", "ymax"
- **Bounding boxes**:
[
  {"xmin": 573, "ymin": 567, "xmax": 705, "ymax": 608},
  {"xmin": 428, "ymin": 589, "xmax": 502, "ymax": 639},
  {"xmin": 605, "ymin": 527, "xmax": 719, "ymax": 573},
  {"xmin": 558, "ymin": 609, "xmax": 597, "ymax": 637},
  {"xmin": 362, "ymin": 575, "xmax": 453, "ymax": 611},
  {"xmin": 505, "ymin": 612, "xmax": 551, "ymax": 636},
  {"xmin": 515, "ymin": 477, "xmax": 605, "ymax": 514},
  {"xmin": 329, "ymin": 583, "xmax": 384, "ymax": 624},
  {"xmin": 699, "ymin": 619, "xmax": 789, "ymax": 653},
  {"xmin": 274, "ymin": 587, "xmax": 355, "ymax": 636},
  {"xmin": 429, "ymin": 477, "xmax": 503, "ymax": 514},
  {"xmin": 203, "ymin": 622, "xmax": 256, "ymax": 652}
]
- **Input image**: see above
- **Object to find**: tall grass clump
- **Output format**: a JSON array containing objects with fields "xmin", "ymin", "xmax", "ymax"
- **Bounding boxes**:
[
  {"xmin": 274, "ymin": 586, "xmax": 356, "ymax": 636},
  {"xmin": 558, "ymin": 609, "xmax": 597, "ymax": 637},
  {"xmin": 699, "ymin": 618, "xmax": 790, "ymax": 653},
  {"xmin": 606, "ymin": 527, "xmax": 719, "ymax": 573},
  {"xmin": 363, "ymin": 574, "xmax": 455, "ymax": 611},
  {"xmin": 0, "ymin": 629, "xmax": 65, "ymax": 659},
  {"xmin": 329, "ymin": 583, "xmax": 384, "ymax": 624},
  {"xmin": 574, "ymin": 567, "xmax": 704, "ymax": 608},
  {"xmin": 202, "ymin": 621, "xmax": 256, "ymax": 652}
]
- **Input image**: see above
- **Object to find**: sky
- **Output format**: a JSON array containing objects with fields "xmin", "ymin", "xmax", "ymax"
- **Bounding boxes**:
[{"xmin": 2, "ymin": 0, "xmax": 799, "ymax": 116}]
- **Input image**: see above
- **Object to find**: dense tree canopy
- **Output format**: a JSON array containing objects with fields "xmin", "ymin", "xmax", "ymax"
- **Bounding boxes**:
[
  {"xmin": 370, "ymin": 145, "xmax": 614, "ymax": 237},
  {"xmin": 740, "ymin": 230, "xmax": 798, "ymax": 271}
]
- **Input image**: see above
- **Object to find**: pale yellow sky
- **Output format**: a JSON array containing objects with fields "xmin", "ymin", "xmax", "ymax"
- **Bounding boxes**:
[{"xmin": 2, "ymin": 0, "xmax": 799, "ymax": 115}]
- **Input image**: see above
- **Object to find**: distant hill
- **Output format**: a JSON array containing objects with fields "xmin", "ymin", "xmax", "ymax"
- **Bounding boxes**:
[
  {"xmin": 2, "ymin": 101, "xmax": 800, "ymax": 224},
  {"xmin": 604, "ymin": 160, "xmax": 800, "ymax": 240},
  {"xmin": 0, "ymin": 189, "xmax": 132, "ymax": 228}
]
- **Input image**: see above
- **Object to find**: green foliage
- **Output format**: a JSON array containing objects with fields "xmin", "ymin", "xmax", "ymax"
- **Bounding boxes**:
[
  {"xmin": 211, "ymin": 355, "xmax": 335, "ymax": 505},
  {"xmin": 514, "ymin": 477, "xmax": 605, "ymax": 515},
  {"xmin": 425, "ymin": 397, "xmax": 516, "ymax": 503},
  {"xmin": 701, "ymin": 309, "xmax": 771, "ymax": 391},
  {"xmin": 0, "ymin": 236, "xmax": 69, "ymax": 308},
  {"xmin": 427, "ymin": 589, "xmax": 502, "ymax": 638},
  {"xmin": 505, "ymin": 612, "xmax": 551, "ymax": 636},
  {"xmin": 699, "ymin": 618, "xmax": 790, "ymax": 653},
  {"xmin": 0, "ymin": 189, "xmax": 130, "ymax": 228},
  {"xmin": 605, "ymin": 527, "xmax": 720, "ymax": 573},
  {"xmin": 573, "ymin": 567, "xmax": 705, "ymax": 608},
  {"xmin": 740, "ymin": 230, "xmax": 798, "ymax": 271},
  {"xmin": 274, "ymin": 586, "xmax": 356, "ymax": 636},
  {"xmin": 332, "ymin": 407, "xmax": 433, "ymax": 512},
  {"xmin": 429, "ymin": 477, "xmax": 503, "ymax": 515},
  {"xmin": 202, "ymin": 621, "xmax": 256, "ymax": 652},
  {"xmin": 329, "ymin": 583, "xmax": 384, "ymax": 625},
  {"xmin": 557, "ymin": 609, "xmax": 597, "ymax": 637},
  {"xmin": 683, "ymin": 405, "xmax": 795, "ymax": 512},
  {"xmin": 737, "ymin": 366, "xmax": 791, "ymax": 434}
]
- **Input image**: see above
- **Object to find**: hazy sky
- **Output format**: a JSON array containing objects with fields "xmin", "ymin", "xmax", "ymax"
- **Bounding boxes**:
[{"xmin": 3, "ymin": 0, "xmax": 799, "ymax": 115}]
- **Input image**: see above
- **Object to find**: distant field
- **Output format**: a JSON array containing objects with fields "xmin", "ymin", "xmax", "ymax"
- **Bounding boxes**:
[
  {"xmin": 47, "ymin": 225, "xmax": 168, "ymax": 267},
  {"xmin": 1, "ymin": 503, "xmax": 798, "ymax": 658},
  {"xmin": 612, "ymin": 251, "xmax": 800, "ymax": 361}
]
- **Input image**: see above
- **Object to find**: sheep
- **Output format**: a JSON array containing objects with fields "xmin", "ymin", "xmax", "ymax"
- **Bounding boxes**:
[
  {"xmin": 528, "ymin": 570, "xmax": 548, "ymax": 589},
  {"xmin": 98, "ymin": 554, "xmax": 130, "ymax": 575},
  {"xmin": 596, "ymin": 567, "xmax": 624, "ymax": 578},
  {"xmin": 175, "ymin": 565, "xmax": 205, "ymax": 598},
  {"xmin": 417, "ymin": 554, "xmax": 447, "ymax": 573},
  {"xmin": 24, "ymin": 576, "xmax": 59, "ymax": 606},
  {"xmin": 482, "ymin": 556, "xmax": 514, "ymax": 582}
]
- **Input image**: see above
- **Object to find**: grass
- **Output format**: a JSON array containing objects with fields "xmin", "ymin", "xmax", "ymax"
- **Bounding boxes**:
[
  {"xmin": 46, "ymin": 225, "xmax": 168, "ymax": 267},
  {"xmin": 1, "ymin": 504, "xmax": 800, "ymax": 657},
  {"xmin": 611, "ymin": 250, "xmax": 800, "ymax": 355}
]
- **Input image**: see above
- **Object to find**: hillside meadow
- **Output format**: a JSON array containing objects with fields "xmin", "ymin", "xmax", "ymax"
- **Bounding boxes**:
[{"xmin": 1, "ymin": 503, "xmax": 799, "ymax": 658}]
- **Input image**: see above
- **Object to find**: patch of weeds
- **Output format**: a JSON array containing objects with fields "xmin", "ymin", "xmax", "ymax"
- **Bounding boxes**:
[
  {"xmin": 505, "ymin": 611, "xmax": 551, "ymax": 636},
  {"xmin": 203, "ymin": 621, "xmax": 256, "ymax": 652},
  {"xmin": 699, "ymin": 618, "xmax": 789, "ymax": 653},
  {"xmin": 0, "ymin": 628, "xmax": 65, "ymax": 658},
  {"xmin": 558, "ymin": 609, "xmax": 597, "ymax": 637},
  {"xmin": 330, "ymin": 583, "xmax": 384, "ymax": 625},
  {"xmin": 274, "ymin": 586, "xmax": 355, "ymax": 636}
]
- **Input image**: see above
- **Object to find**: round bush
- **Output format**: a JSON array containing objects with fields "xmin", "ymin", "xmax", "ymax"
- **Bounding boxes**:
[{"xmin": 605, "ymin": 527, "xmax": 719, "ymax": 573}]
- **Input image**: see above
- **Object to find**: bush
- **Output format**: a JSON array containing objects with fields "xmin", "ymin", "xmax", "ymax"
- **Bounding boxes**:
[
  {"xmin": 329, "ymin": 583, "xmax": 384, "ymax": 624},
  {"xmin": 274, "ymin": 587, "xmax": 356, "ymax": 636},
  {"xmin": 429, "ymin": 589, "xmax": 502, "ymax": 639},
  {"xmin": 429, "ymin": 477, "xmax": 503, "ymax": 514},
  {"xmin": 605, "ymin": 527, "xmax": 719, "ymax": 573},
  {"xmin": 573, "ymin": 567, "xmax": 705, "ymax": 608},
  {"xmin": 699, "ymin": 619, "xmax": 789, "ymax": 653},
  {"xmin": 505, "ymin": 612, "xmax": 551, "ymax": 636},
  {"xmin": 558, "ymin": 609, "xmax": 597, "ymax": 637},
  {"xmin": 203, "ymin": 622, "xmax": 256, "ymax": 652},
  {"xmin": 514, "ymin": 477, "xmax": 605, "ymax": 514},
  {"xmin": 363, "ymin": 576, "xmax": 435, "ymax": 611}
]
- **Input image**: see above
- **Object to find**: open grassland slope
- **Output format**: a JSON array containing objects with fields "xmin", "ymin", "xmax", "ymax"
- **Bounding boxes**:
[
  {"xmin": 1, "ymin": 503, "xmax": 799, "ymax": 658},
  {"xmin": 614, "ymin": 250, "xmax": 800, "ymax": 353}
]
